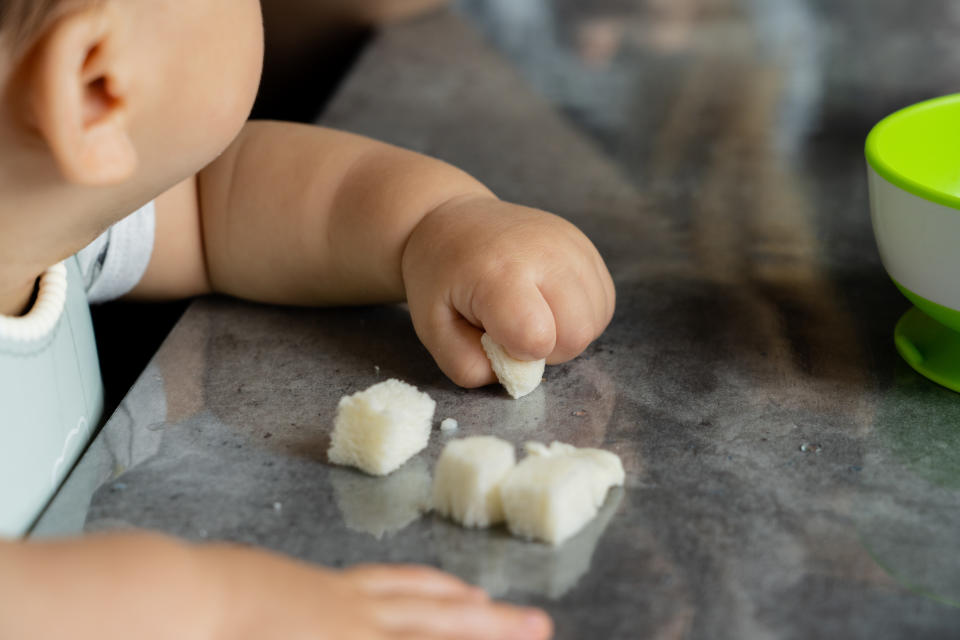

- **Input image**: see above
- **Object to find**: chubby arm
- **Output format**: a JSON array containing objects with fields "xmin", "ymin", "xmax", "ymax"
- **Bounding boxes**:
[
  {"xmin": 0, "ymin": 533, "xmax": 551, "ymax": 640},
  {"xmin": 0, "ymin": 533, "xmax": 218, "ymax": 639},
  {"xmin": 135, "ymin": 120, "xmax": 614, "ymax": 386},
  {"xmin": 138, "ymin": 121, "xmax": 491, "ymax": 304}
]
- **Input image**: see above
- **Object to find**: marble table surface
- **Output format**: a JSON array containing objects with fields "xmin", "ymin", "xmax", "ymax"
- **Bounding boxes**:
[{"xmin": 36, "ymin": 3, "xmax": 960, "ymax": 638}]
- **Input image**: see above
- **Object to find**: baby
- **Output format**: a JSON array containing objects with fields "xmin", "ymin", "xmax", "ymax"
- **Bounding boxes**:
[{"xmin": 0, "ymin": 0, "xmax": 614, "ymax": 638}]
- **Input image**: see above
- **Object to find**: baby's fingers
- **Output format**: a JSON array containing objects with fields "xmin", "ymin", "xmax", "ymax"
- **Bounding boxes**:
[
  {"xmin": 347, "ymin": 564, "xmax": 486, "ymax": 601},
  {"xmin": 409, "ymin": 302, "xmax": 496, "ymax": 388},
  {"xmin": 539, "ymin": 278, "xmax": 604, "ymax": 364},
  {"xmin": 375, "ymin": 596, "xmax": 552, "ymax": 640}
]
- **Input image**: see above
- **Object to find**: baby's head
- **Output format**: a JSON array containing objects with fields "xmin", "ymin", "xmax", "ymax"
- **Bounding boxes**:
[{"xmin": 0, "ymin": 0, "xmax": 263, "ymax": 266}]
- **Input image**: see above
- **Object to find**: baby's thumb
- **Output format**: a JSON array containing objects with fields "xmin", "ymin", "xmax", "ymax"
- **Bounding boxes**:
[{"xmin": 473, "ymin": 281, "xmax": 556, "ymax": 363}]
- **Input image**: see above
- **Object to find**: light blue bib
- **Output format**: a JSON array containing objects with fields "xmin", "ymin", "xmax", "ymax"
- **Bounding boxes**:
[{"xmin": 0, "ymin": 257, "xmax": 103, "ymax": 537}]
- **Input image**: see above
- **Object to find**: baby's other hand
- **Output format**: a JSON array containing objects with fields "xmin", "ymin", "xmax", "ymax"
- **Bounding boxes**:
[
  {"xmin": 402, "ymin": 195, "xmax": 615, "ymax": 387},
  {"xmin": 204, "ymin": 544, "xmax": 552, "ymax": 639}
]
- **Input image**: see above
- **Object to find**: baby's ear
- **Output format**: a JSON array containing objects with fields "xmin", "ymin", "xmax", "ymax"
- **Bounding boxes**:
[{"xmin": 24, "ymin": 5, "xmax": 136, "ymax": 185}]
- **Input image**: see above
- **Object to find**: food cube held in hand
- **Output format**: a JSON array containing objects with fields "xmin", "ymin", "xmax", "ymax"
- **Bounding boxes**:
[
  {"xmin": 328, "ymin": 378, "xmax": 436, "ymax": 476},
  {"xmin": 432, "ymin": 436, "xmax": 516, "ymax": 528},
  {"xmin": 500, "ymin": 441, "xmax": 624, "ymax": 545},
  {"xmin": 481, "ymin": 333, "xmax": 546, "ymax": 399}
]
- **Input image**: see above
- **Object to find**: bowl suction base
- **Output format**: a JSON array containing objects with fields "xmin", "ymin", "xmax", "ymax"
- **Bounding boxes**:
[{"xmin": 895, "ymin": 306, "xmax": 960, "ymax": 393}]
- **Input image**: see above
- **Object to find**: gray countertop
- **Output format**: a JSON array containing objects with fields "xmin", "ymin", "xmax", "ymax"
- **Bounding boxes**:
[{"xmin": 35, "ymin": 3, "xmax": 960, "ymax": 638}]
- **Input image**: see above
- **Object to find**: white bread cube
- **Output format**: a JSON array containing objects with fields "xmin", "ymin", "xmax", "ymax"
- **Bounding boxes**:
[
  {"xmin": 328, "ymin": 378, "xmax": 436, "ymax": 476},
  {"xmin": 501, "ymin": 441, "xmax": 624, "ymax": 545},
  {"xmin": 433, "ymin": 436, "xmax": 516, "ymax": 528},
  {"xmin": 481, "ymin": 333, "xmax": 545, "ymax": 399}
]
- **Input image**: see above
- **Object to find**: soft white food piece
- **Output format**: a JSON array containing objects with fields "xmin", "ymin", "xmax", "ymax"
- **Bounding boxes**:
[
  {"xmin": 500, "ymin": 441, "xmax": 624, "ymax": 545},
  {"xmin": 440, "ymin": 418, "xmax": 459, "ymax": 432},
  {"xmin": 328, "ymin": 378, "xmax": 436, "ymax": 476},
  {"xmin": 433, "ymin": 436, "xmax": 516, "ymax": 528},
  {"xmin": 480, "ymin": 333, "xmax": 546, "ymax": 399}
]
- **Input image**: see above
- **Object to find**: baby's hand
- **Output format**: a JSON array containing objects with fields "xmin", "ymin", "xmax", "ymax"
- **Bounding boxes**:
[
  {"xmin": 204, "ymin": 544, "xmax": 552, "ymax": 639},
  {"xmin": 402, "ymin": 195, "xmax": 615, "ymax": 387}
]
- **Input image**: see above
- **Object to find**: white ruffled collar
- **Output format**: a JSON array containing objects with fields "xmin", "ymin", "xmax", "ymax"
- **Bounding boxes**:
[{"xmin": 0, "ymin": 262, "xmax": 68, "ymax": 342}]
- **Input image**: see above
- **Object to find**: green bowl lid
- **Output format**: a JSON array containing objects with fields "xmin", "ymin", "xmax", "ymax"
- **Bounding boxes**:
[{"xmin": 866, "ymin": 93, "xmax": 960, "ymax": 211}]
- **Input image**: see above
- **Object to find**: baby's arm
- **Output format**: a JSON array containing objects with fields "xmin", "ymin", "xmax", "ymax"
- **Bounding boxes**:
[
  {"xmin": 135, "ymin": 121, "xmax": 614, "ymax": 386},
  {"xmin": 0, "ymin": 533, "xmax": 551, "ymax": 639}
]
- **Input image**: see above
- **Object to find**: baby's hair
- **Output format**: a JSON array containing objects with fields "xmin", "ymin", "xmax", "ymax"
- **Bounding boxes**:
[{"xmin": 0, "ymin": 0, "xmax": 91, "ymax": 53}]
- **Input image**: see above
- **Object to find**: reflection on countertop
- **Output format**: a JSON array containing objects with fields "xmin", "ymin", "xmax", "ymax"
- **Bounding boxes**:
[
  {"xmin": 330, "ymin": 458, "xmax": 432, "ymax": 540},
  {"xmin": 433, "ymin": 487, "xmax": 624, "ymax": 600}
]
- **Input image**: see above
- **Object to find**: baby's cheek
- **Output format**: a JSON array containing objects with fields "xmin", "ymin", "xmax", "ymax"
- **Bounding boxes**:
[{"xmin": 188, "ymin": 0, "xmax": 264, "ymax": 156}]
